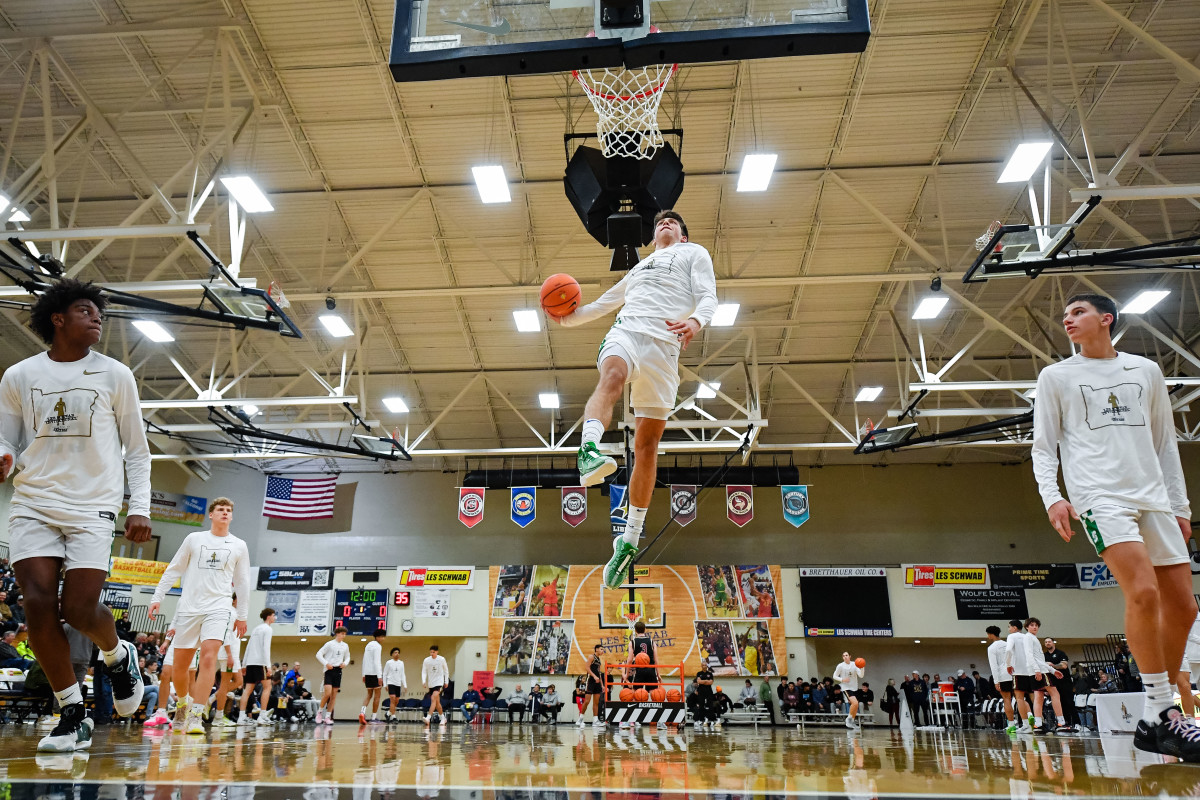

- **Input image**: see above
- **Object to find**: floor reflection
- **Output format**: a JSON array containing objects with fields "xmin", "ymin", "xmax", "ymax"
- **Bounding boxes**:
[{"xmin": 0, "ymin": 722, "xmax": 1194, "ymax": 798}]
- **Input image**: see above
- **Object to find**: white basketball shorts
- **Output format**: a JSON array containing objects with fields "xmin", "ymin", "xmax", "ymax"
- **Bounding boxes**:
[
  {"xmin": 8, "ymin": 512, "xmax": 114, "ymax": 572},
  {"xmin": 1079, "ymin": 504, "xmax": 1188, "ymax": 567},
  {"xmin": 597, "ymin": 325, "xmax": 681, "ymax": 420},
  {"xmin": 173, "ymin": 610, "xmax": 235, "ymax": 649}
]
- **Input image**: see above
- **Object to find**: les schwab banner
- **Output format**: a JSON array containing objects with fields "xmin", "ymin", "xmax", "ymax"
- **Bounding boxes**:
[
  {"xmin": 902, "ymin": 564, "xmax": 989, "ymax": 589},
  {"xmin": 397, "ymin": 567, "xmax": 475, "ymax": 590}
]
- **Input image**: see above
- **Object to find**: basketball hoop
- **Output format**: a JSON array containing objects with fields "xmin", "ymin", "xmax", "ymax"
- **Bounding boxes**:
[
  {"xmin": 573, "ymin": 62, "xmax": 678, "ymax": 159},
  {"xmin": 266, "ymin": 280, "xmax": 291, "ymax": 309},
  {"xmin": 975, "ymin": 220, "xmax": 1003, "ymax": 253}
]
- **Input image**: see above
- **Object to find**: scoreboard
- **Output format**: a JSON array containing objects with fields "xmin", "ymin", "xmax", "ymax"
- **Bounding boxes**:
[{"xmin": 334, "ymin": 589, "xmax": 388, "ymax": 636}]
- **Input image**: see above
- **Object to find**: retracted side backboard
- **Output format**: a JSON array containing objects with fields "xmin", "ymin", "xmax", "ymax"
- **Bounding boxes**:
[{"xmin": 389, "ymin": 0, "xmax": 870, "ymax": 81}]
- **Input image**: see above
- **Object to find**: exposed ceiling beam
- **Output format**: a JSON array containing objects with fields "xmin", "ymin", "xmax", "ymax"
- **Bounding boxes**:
[{"xmin": 0, "ymin": 17, "xmax": 243, "ymax": 43}]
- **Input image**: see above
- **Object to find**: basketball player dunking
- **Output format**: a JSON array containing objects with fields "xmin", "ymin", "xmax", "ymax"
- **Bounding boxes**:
[
  {"xmin": 554, "ymin": 210, "xmax": 718, "ymax": 589},
  {"xmin": 1032, "ymin": 293, "xmax": 1198, "ymax": 760}
]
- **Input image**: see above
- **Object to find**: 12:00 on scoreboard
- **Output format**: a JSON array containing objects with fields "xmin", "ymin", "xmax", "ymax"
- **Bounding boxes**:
[{"xmin": 334, "ymin": 589, "xmax": 388, "ymax": 635}]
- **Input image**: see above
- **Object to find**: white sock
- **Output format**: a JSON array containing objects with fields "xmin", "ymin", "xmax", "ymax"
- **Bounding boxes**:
[
  {"xmin": 623, "ymin": 506, "xmax": 647, "ymax": 545},
  {"xmin": 371, "ymin": 712, "xmax": 377, "ymax": 720},
  {"xmin": 192, "ymin": 702, "xmax": 207, "ymax": 716},
  {"xmin": 55, "ymin": 684, "xmax": 83, "ymax": 708},
  {"xmin": 361, "ymin": 706, "xmax": 367, "ymax": 715},
  {"xmin": 1143, "ymin": 671, "xmax": 1174, "ymax": 723},
  {"xmin": 582, "ymin": 419, "xmax": 605, "ymax": 446},
  {"xmin": 101, "ymin": 642, "xmax": 125, "ymax": 666},
  {"xmin": 1034, "ymin": 717, "xmax": 1042, "ymax": 727},
  {"xmin": 1056, "ymin": 715, "xmax": 1065, "ymax": 725}
]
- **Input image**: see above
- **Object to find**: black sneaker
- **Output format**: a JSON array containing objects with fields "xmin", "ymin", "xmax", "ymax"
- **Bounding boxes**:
[
  {"xmin": 1146, "ymin": 707, "xmax": 1200, "ymax": 762},
  {"xmin": 37, "ymin": 704, "xmax": 94, "ymax": 752},
  {"xmin": 107, "ymin": 640, "xmax": 145, "ymax": 718}
]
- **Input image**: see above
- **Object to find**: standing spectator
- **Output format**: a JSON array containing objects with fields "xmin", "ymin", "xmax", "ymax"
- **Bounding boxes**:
[
  {"xmin": 758, "ymin": 677, "xmax": 775, "ymax": 724},
  {"xmin": 690, "ymin": 666, "xmax": 717, "ymax": 728},
  {"xmin": 883, "ymin": 679, "xmax": 901, "ymax": 727},
  {"xmin": 1073, "ymin": 664, "xmax": 1095, "ymax": 694},
  {"xmin": 737, "ymin": 679, "xmax": 756, "ymax": 708},
  {"xmin": 954, "ymin": 670, "xmax": 976, "ymax": 729},
  {"xmin": 1043, "ymin": 637, "xmax": 1077, "ymax": 727},
  {"xmin": 507, "ymin": 685, "xmax": 528, "ymax": 723},
  {"xmin": 572, "ymin": 677, "xmax": 588, "ymax": 722},
  {"xmin": 904, "ymin": 671, "xmax": 931, "ymax": 726},
  {"xmin": 1113, "ymin": 641, "xmax": 1138, "ymax": 692}
]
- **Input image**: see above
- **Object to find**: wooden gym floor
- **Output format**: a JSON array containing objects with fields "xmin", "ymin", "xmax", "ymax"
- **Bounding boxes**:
[{"xmin": 0, "ymin": 722, "xmax": 1196, "ymax": 798}]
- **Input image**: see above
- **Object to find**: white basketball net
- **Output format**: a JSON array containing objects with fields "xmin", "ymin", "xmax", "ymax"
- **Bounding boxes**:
[{"xmin": 573, "ymin": 64, "xmax": 678, "ymax": 159}]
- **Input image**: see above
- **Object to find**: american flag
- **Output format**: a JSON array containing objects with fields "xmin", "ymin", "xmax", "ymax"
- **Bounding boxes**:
[{"xmin": 262, "ymin": 476, "xmax": 337, "ymax": 520}]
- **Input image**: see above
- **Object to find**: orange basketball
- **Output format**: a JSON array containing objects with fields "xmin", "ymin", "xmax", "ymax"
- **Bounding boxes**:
[
  {"xmin": 665, "ymin": 689, "xmax": 682, "ymax": 702},
  {"xmin": 619, "ymin": 688, "xmax": 635, "ymax": 702},
  {"xmin": 633, "ymin": 652, "xmax": 650, "ymax": 666},
  {"xmin": 633, "ymin": 688, "xmax": 650, "ymax": 702},
  {"xmin": 540, "ymin": 273, "xmax": 581, "ymax": 318},
  {"xmin": 649, "ymin": 688, "xmax": 666, "ymax": 702},
  {"xmin": 855, "ymin": 657, "xmax": 866, "ymax": 668}
]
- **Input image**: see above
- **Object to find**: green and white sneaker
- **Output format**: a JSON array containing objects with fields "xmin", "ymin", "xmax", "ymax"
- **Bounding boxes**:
[
  {"xmin": 578, "ymin": 442, "xmax": 617, "ymax": 487},
  {"xmin": 604, "ymin": 537, "xmax": 639, "ymax": 590},
  {"xmin": 37, "ymin": 704, "xmax": 93, "ymax": 752}
]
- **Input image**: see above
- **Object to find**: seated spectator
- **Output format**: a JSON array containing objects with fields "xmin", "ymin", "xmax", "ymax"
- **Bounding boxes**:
[
  {"xmin": 713, "ymin": 686, "xmax": 734, "ymax": 721},
  {"xmin": 811, "ymin": 680, "xmax": 827, "ymax": 711},
  {"xmin": 736, "ymin": 679, "xmax": 756, "ymax": 707},
  {"xmin": 8, "ymin": 595, "xmax": 24, "ymax": 628},
  {"xmin": 461, "ymin": 683, "xmax": 482, "ymax": 723},
  {"xmin": 482, "ymin": 684, "xmax": 503, "ymax": 704},
  {"xmin": 780, "ymin": 681, "xmax": 799, "ymax": 717},
  {"xmin": 1072, "ymin": 664, "xmax": 1094, "ymax": 694},
  {"xmin": 138, "ymin": 657, "xmax": 159, "ymax": 712},
  {"xmin": 858, "ymin": 682, "xmax": 875, "ymax": 713},
  {"xmin": 528, "ymin": 683, "xmax": 545, "ymax": 720},
  {"xmin": 830, "ymin": 685, "xmax": 845, "ymax": 714},
  {"xmin": 0, "ymin": 592, "xmax": 16, "ymax": 634},
  {"xmin": 1097, "ymin": 672, "xmax": 1118, "ymax": 693},
  {"xmin": 507, "ymin": 685, "xmax": 528, "ymax": 722},
  {"xmin": 539, "ymin": 685, "xmax": 563, "ymax": 723},
  {"xmin": 0, "ymin": 630, "xmax": 34, "ymax": 670}
]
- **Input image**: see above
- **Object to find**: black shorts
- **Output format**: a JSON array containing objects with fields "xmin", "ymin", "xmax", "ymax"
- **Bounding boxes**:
[
  {"xmin": 387, "ymin": 684, "xmax": 404, "ymax": 697},
  {"xmin": 324, "ymin": 667, "xmax": 343, "ymax": 688},
  {"xmin": 426, "ymin": 685, "xmax": 443, "ymax": 698},
  {"xmin": 1014, "ymin": 674, "xmax": 1047, "ymax": 693},
  {"xmin": 586, "ymin": 679, "xmax": 603, "ymax": 694},
  {"xmin": 245, "ymin": 665, "xmax": 267, "ymax": 684},
  {"xmin": 364, "ymin": 675, "xmax": 380, "ymax": 689}
]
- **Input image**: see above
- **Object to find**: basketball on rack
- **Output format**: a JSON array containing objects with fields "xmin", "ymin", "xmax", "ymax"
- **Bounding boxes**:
[
  {"xmin": 540, "ymin": 274, "xmax": 581, "ymax": 317},
  {"xmin": 666, "ymin": 689, "xmax": 682, "ymax": 702},
  {"xmin": 649, "ymin": 687, "xmax": 666, "ymax": 702},
  {"xmin": 619, "ymin": 688, "xmax": 635, "ymax": 702},
  {"xmin": 856, "ymin": 657, "xmax": 866, "ymax": 668},
  {"xmin": 633, "ymin": 688, "xmax": 649, "ymax": 702}
]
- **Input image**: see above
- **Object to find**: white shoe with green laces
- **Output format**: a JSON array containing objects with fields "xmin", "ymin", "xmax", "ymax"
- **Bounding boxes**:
[
  {"xmin": 578, "ymin": 442, "xmax": 617, "ymax": 487},
  {"xmin": 604, "ymin": 536, "xmax": 638, "ymax": 590}
]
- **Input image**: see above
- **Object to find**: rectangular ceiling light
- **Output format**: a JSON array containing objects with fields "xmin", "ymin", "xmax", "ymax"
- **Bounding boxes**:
[
  {"xmin": 131, "ymin": 319, "xmax": 175, "ymax": 343},
  {"xmin": 513, "ymin": 309, "xmax": 541, "ymax": 332},
  {"xmin": 855, "ymin": 386, "xmax": 883, "ymax": 402},
  {"xmin": 998, "ymin": 142, "xmax": 1053, "ymax": 183},
  {"xmin": 382, "ymin": 396, "xmax": 409, "ymax": 413},
  {"xmin": 737, "ymin": 154, "xmax": 778, "ymax": 192},
  {"xmin": 219, "ymin": 176, "xmax": 274, "ymax": 213},
  {"xmin": 696, "ymin": 381, "xmax": 721, "ymax": 399},
  {"xmin": 711, "ymin": 303, "xmax": 740, "ymax": 326},
  {"xmin": 318, "ymin": 314, "xmax": 353, "ymax": 337},
  {"xmin": 472, "ymin": 165, "xmax": 511, "ymax": 204},
  {"xmin": 8, "ymin": 209, "xmax": 30, "ymax": 222},
  {"xmin": 1122, "ymin": 289, "xmax": 1169, "ymax": 314},
  {"xmin": 912, "ymin": 296, "xmax": 949, "ymax": 320},
  {"xmin": 538, "ymin": 393, "xmax": 560, "ymax": 409}
]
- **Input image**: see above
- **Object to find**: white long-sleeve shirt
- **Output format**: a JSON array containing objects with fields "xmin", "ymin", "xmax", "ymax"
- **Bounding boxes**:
[
  {"xmin": 1032, "ymin": 352, "xmax": 1189, "ymax": 517},
  {"xmin": 558, "ymin": 241, "xmax": 718, "ymax": 343},
  {"xmin": 1005, "ymin": 630, "xmax": 1051, "ymax": 677},
  {"xmin": 151, "ymin": 529, "xmax": 251, "ymax": 620},
  {"xmin": 833, "ymin": 661, "xmax": 865, "ymax": 692},
  {"xmin": 363, "ymin": 640, "xmax": 383, "ymax": 677},
  {"xmin": 0, "ymin": 351, "xmax": 151, "ymax": 523},
  {"xmin": 987, "ymin": 639, "xmax": 1009, "ymax": 682},
  {"xmin": 421, "ymin": 654, "xmax": 449, "ymax": 688},
  {"xmin": 243, "ymin": 622, "xmax": 273, "ymax": 667},
  {"xmin": 316, "ymin": 639, "xmax": 351, "ymax": 670},
  {"xmin": 382, "ymin": 659, "xmax": 407, "ymax": 690}
]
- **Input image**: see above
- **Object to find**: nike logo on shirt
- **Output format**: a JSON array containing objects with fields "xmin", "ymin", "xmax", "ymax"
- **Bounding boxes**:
[{"xmin": 83, "ymin": 370, "xmax": 106, "ymax": 375}]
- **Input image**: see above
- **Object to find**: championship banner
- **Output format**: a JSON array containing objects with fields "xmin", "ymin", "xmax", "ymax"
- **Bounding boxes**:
[
  {"xmin": 670, "ymin": 485, "xmax": 697, "ymax": 527},
  {"xmin": 726, "ymin": 485, "xmax": 753, "ymax": 527},
  {"xmin": 989, "ymin": 564, "xmax": 1081, "ymax": 589},
  {"xmin": 397, "ymin": 567, "xmax": 475, "ymax": 590},
  {"xmin": 561, "ymin": 487, "xmax": 587, "ymax": 527},
  {"xmin": 458, "ymin": 487, "xmax": 485, "ymax": 528},
  {"xmin": 511, "ymin": 487, "xmax": 536, "ymax": 527},
  {"xmin": 108, "ymin": 557, "xmax": 170, "ymax": 587},
  {"xmin": 780, "ymin": 485, "xmax": 810, "ymax": 528},
  {"xmin": 610, "ymin": 484, "xmax": 629, "ymax": 537},
  {"xmin": 1078, "ymin": 562, "xmax": 1119, "ymax": 589},
  {"xmin": 902, "ymin": 565, "xmax": 989, "ymax": 589}
]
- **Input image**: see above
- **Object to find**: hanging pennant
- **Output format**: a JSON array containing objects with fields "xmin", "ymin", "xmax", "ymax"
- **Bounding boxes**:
[
  {"xmin": 511, "ymin": 486, "xmax": 536, "ymax": 527},
  {"xmin": 726, "ymin": 485, "xmax": 754, "ymax": 527},
  {"xmin": 458, "ymin": 487, "xmax": 485, "ymax": 528},
  {"xmin": 609, "ymin": 484, "xmax": 629, "ymax": 538},
  {"xmin": 562, "ymin": 486, "xmax": 587, "ymax": 527},
  {"xmin": 781, "ymin": 485, "xmax": 810, "ymax": 528},
  {"xmin": 670, "ymin": 485, "xmax": 697, "ymax": 527}
]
